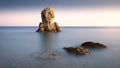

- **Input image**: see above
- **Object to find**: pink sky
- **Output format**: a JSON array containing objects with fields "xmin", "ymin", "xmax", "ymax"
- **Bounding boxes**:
[{"xmin": 0, "ymin": 7, "xmax": 120, "ymax": 26}]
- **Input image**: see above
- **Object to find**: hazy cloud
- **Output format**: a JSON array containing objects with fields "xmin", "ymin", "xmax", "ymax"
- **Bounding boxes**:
[{"xmin": 0, "ymin": 0, "xmax": 120, "ymax": 9}]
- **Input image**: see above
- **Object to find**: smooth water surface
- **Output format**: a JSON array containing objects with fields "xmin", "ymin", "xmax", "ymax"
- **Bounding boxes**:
[{"xmin": 0, "ymin": 27, "xmax": 120, "ymax": 68}]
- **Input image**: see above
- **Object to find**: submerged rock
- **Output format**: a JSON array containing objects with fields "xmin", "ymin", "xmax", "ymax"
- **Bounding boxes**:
[
  {"xmin": 36, "ymin": 7, "xmax": 61, "ymax": 32},
  {"xmin": 81, "ymin": 41, "xmax": 107, "ymax": 48},
  {"xmin": 33, "ymin": 51, "xmax": 59, "ymax": 60},
  {"xmin": 63, "ymin": 47, "xmax": 91, "ymax": 55}
]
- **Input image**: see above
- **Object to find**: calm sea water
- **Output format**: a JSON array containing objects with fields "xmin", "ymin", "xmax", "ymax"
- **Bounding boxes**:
[{"xmin": 0, "ymin": 27, "xmax": 120, "ymax": 68}]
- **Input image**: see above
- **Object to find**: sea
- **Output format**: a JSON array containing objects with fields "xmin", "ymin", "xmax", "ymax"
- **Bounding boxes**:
[{"xmin": 0, "ymin": 26, "xmax": 120, "ymax": 68}]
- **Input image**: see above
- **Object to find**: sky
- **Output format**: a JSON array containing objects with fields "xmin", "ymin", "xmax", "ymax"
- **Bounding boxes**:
[{"xmin": 0, "ymin": 0, "xmax": 120, "ymax": 26}]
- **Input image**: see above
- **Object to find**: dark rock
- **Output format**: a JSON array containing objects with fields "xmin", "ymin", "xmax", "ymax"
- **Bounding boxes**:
[
  {"xmin": 81, "ymin": 41, "xmax": 107, "ymax": 48},
  {"xmin": 36, "ymin": 7, "xmax": 61, "ymax": 32},
  {"xmin": 63, "ymin": 47, "xmax": 91, "ymax": 55}
]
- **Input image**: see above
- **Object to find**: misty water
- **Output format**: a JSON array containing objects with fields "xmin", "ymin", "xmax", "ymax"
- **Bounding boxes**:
[{"xmin": 0, "ymin": 27, "xmax": 120, "ymax": 68}]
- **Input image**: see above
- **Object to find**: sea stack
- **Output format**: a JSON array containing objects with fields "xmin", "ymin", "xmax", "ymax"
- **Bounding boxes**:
[{"xmin": 36, "ymin": 7, "xmax": 61, "ymax": 32}]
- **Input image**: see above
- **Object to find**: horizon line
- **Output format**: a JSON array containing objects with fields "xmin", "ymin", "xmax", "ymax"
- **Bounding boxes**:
[{"xmin": 0, "ymin": 26, "xmax": 120, "ymax": 28}]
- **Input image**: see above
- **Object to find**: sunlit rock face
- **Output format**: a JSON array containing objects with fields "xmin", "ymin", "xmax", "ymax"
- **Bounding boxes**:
[{"xmin": 36, "ymin": 7, "xmax": 61, "ymax": 32}]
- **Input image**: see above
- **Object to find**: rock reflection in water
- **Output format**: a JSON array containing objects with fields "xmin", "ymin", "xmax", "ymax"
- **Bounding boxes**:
[{"xmin": 39, "ymin": 32, "xmax": 55, "ymax": 51}]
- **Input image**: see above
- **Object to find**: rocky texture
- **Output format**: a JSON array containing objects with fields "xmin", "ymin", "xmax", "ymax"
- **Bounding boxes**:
[
  {"xmin": 81, "ymin": 41, "xmax": 107, "ymax": 48},
  {"xmin": 36, "ymin": 7, "xmax": 61, "ymax": 32},
  {"xmin": 63, "ymin": 47, "xmax": 91, "ymax": 55}
]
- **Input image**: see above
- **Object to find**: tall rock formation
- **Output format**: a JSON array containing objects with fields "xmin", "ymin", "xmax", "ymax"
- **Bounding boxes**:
[{"xmin": 36, "ymin": 7, "xmax": 61, "ymax": 32}]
